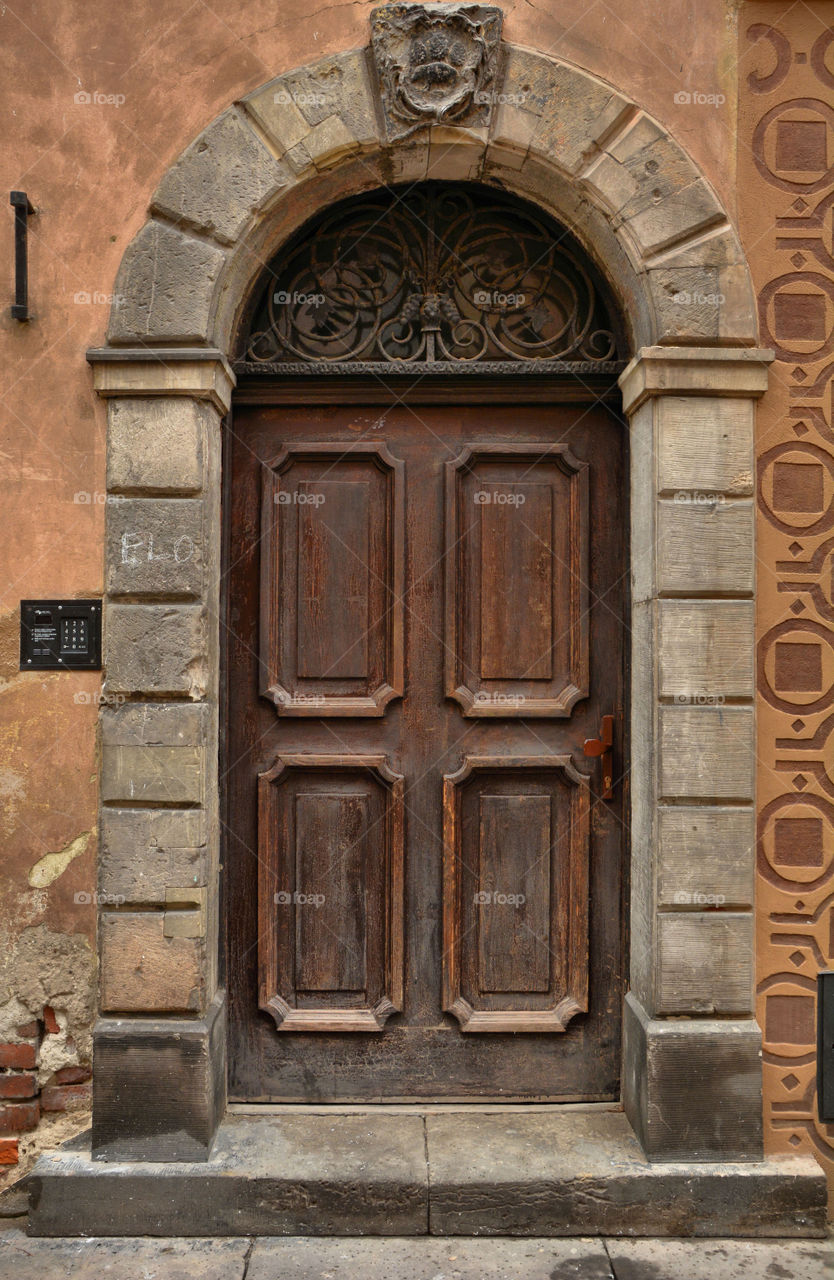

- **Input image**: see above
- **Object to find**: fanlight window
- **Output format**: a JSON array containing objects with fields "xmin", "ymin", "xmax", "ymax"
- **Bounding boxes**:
[{"xmin": 240, "ymin": 184, "xmax": 624, "ymax": 369}]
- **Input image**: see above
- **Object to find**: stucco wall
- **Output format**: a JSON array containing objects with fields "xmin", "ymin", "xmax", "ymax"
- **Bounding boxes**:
[{"xmin": 1, "ymin": 0, "xmax": 750, "ymax": 1188}]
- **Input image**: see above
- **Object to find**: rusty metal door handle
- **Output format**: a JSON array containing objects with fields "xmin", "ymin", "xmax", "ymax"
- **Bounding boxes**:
[{"xmin": 583, "ymin": 714, "xmax": 615, "ymax": 799}]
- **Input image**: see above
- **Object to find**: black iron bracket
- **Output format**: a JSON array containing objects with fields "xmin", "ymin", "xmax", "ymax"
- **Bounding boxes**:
[{"xmin": 10, "ymin": 191, "xmax": 35, "ymax": 321}]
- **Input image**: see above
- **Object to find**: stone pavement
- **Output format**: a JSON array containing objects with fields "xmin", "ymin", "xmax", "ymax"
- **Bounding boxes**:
[{"xmin": 0, "ymin": 1229, "xmax": 831, "ymax": 1279}]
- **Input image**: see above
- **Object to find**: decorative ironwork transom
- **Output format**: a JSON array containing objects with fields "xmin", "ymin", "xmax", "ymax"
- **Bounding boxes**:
[{"xmin": 240, "ymin": 184, "xmax": 624, "ymax": 369}]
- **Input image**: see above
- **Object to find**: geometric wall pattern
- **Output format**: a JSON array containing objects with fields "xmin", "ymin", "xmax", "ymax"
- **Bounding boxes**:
[{"xmin": 740, "ymin": 3, "xmax": 834, "ymax": 1190}]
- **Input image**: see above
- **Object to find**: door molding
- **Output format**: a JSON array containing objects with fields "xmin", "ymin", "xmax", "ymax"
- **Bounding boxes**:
[{"xmin": 86, "ymin": 24, "xmax": 771, "ymax": 1165}]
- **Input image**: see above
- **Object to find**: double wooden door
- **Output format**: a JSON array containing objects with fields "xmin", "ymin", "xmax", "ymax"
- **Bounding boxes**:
[{"xmin": 225, "ymin": 395, "xmax": 626, "ymax": 1101}]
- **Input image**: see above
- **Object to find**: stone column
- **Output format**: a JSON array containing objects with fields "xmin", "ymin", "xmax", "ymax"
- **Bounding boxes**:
[
  {"xmin": 619, "ymin": 346, "xmax": 771, "ymax": 1161},
  {"xmin": 88, "ymin": 350, "xmax": 234, "ymax": 1161}
]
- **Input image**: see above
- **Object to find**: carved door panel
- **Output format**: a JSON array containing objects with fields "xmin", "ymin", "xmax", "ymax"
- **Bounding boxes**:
[{"xmin": 226, "ymin": 398, "xmax": 626, "ymax": 1101}]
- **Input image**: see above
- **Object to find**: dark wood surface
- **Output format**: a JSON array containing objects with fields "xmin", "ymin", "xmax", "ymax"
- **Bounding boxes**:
[{"xmin": 224, "ymin": 397, "xmax": 627, "ymax": 1101}]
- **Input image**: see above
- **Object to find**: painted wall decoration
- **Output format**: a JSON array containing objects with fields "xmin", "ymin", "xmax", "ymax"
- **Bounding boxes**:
[{"xmin": 740, "ymin": 4, "xmax": 834, "ymax": 1191}]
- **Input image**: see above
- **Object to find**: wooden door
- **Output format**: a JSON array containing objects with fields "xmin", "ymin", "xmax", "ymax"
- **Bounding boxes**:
[{"xmin": 225, "ymin": 395, "xmax": 627, "ymax": 1101}]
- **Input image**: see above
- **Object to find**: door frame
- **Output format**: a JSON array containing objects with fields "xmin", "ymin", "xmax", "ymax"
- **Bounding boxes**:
[
  {"xmin": 86, "ymin": 33, "xmax": 771, "ymax": 1164},
  {"xmin": 221, "ymin": 376, "xmax": 631, "ymax": 1103}
]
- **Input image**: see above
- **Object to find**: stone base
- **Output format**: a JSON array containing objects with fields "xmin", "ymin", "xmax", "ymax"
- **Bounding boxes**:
[
  {"xmin": 28, "ymin": 1109, "xmax": 826, "ymax": 1238},
  {"xmin": 91, "ymin": 990, "xmax": 226, "ymax": 1162},
  {"xmin": 622, "ymin": 992, "xmax": 764, "ymax": 1161}
]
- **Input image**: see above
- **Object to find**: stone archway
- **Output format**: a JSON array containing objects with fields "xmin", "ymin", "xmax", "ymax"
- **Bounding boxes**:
[{"xmin": 87, "ymin": 26, "xmax": 772, "ymax": 1165}]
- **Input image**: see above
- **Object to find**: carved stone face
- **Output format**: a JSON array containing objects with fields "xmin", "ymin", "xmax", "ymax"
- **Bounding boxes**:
[{"xmin": 371, "ymin": 3, "xmax": 503, "ymax": 139}]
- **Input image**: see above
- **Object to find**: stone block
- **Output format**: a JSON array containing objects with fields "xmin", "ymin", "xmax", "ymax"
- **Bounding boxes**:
[
  {"xmin": 245, "ymin": 51, "xmax": 378, "ymax": 155},
  {"xmin": 92, "ymin": 991, "xmax": 226, "ymax": 1161},
  {"xmin": 108, "ymin": 221, "xmax": 226, "ymax": 344},
  {"xmin": 106, "ymin": 498, "xmax": 204, "ymax": 598},
  {"xmin": 107, "ymin": 397, "xmax": 213, "ymax": 494},
  {"xmin": 656, "ymin": 397, "xmax": 753, "ymax": 495},
  {"xmin": 658, "ymin": 705, "xmax": 754, "ymax": 801},
  {"xmin": 99, "ymin": 912, "xmax": 205, "ymax": 1013},
  {"xmin": 152, "ymin": 110, "xmax": 291, "ymax": 247},
  {"xmin": 100, "ymin": 808, "xmax": 206, "ymax": 904},
  {"xmin": 656, "ymin": 912, "xmax": 754, "ymax": 1014},
  {"xmin": 623, "ymin": 993, "xmax": 763, "ymax": 1161},
  {"xmin": 656, "ymin": 806, "xmax": 755, "ymax": 907},
  {"xmin": 658, "ymin": 600, "xmax": 754, "ymax": 699},
  {"xmin": 105, "ymin": 603, "xmax": 206, "ymax": 697},
  {"xmin": 100, "ymin": 702, "xmax": 206, "ymax": 805},
  {"xmin": 656, "ymin": 499, "xmax": 754, "ymax": 595}
]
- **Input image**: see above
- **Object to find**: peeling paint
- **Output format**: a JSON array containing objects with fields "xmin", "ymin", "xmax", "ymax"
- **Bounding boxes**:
[{"xmin": 28, "ymin": 832, "xmax": 91, "ymax": 889}]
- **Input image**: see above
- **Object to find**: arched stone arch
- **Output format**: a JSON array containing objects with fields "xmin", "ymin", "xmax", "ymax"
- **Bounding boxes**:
[
  {"xmin": 103, "ymin": 44, "xmax": 755, "ymax": 353},
  {"xmin": 88, "ymin": 33, "xmax": 774, "ymax": 1177}
]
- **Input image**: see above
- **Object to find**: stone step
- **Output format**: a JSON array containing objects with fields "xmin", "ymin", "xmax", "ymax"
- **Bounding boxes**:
[
  {"xmin": 3, "ymin": 1229, "xmax": 833, "ymax": 1280},
  {"xmin": 27, "ymin": 1109, "xmax": 827, "ymax": 1238}
]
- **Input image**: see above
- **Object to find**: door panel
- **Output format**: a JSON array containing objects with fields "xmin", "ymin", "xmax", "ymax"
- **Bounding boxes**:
[
  {"xmin": 260, "ymin": 443, "xmax": 404, "ymax": 715},
  {"xmin": 445, "ymin": 445, "xmax": 589, "ymax": 716},
  {"xmin": 442, "ymin": 756, "xmax": 590, "ymax": 1032},
  {"xmin": 226, "ymin": 397, "xmax": 627, "ymax": 1101},
  {"xmin": 258, "ymin": 755, "xmax": 404, "ymax": 1032}
]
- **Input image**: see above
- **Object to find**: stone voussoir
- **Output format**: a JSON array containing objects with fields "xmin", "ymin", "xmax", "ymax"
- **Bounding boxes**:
[
  {"xmin": 107, "ymin": 220, "xmax": 227, "ymax": 344},
  {"xmin": 151, "ymin": 109, "xmax": 293, "ymax": 248}
]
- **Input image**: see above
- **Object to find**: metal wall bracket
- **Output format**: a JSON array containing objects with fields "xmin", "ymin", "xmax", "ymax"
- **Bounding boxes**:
[{"xmin": 10, "ymin": 190, "xmax": 35, "ymax": 321}]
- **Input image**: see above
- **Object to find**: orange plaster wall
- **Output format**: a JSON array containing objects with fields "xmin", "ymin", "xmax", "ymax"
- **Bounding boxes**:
[{"xmin": 738, "ymin": 2, "xmax": 834, "ymax": 1201}]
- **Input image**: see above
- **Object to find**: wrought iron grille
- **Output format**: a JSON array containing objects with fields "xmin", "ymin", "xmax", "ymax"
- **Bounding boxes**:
[{"xmin": 240, "ymin": 184, "xmax": 623, "ymax": 368}]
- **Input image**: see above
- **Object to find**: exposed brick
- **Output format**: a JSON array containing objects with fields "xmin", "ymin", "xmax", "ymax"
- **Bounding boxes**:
[
  {"xmin": 15, "ymin": 1021, "xmax": 39, "ymax": 1038},
  {"xmin": 0, "ymin": 1139, "xmax": 18, "ymax": 1165},
  {"xmin": 43, "ymin": 1006, "xmax": 60, "ymax": 1034},
  {"xmin": 0, "ymin": 1045, "xmax": 36, "ymax": 1070},
  {"xmin": 40, "ymin": 1083, "xmax": 91, "ymax": 1113},
  {"xmin": 0, "ymin": 1073, "xmax": 36, "ymax": 1099},
  {"xmin": 54, "ymin": 1065, "xmax": 91, "ymax": 1085},
  {"xmin": 0, "ymin": 1101, "xmax": 39, "ymax": 1133}
]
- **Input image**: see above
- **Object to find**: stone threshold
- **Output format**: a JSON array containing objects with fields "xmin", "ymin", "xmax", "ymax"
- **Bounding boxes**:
[{"xmin": 27, "ymin": 1109, "xmax": 826, "ymax": 1239}]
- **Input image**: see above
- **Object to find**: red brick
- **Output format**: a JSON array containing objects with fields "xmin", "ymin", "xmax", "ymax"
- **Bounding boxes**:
[
  {"xmin": 0, "ymin": 1073, "xmax": 36, "ymax": 1099},
  {"xmin": 40, "ymin": 1084, "xmax": 90, "ymax": 1113},
  {"xmin": 54, "ymin": 1065, "xmax": 91, "ymax": 1085},
  {"xmin": 42, "ymin": 1006, "xmax": 60, "ymax": 1035},
  {"xmin": 0, "ymin": 1101, "xmax": 39, "ymax": 1133},
  {"xmin": 0, "ymin": 1044, "xmax": 36, "ymax": 1070},
  {"xmin": 15, "ymin": 1021, "xmax": 39, "ymax": 1038},
  {"xmin": 0, "ymin": 1139, "xmax": 18, "ymax": 1165}
]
